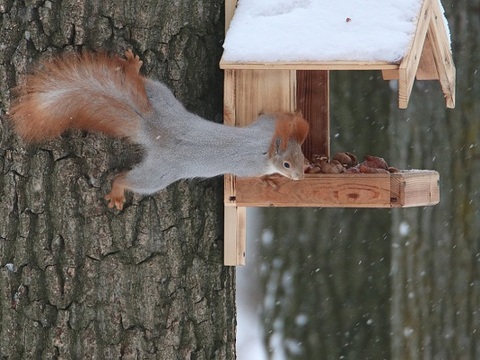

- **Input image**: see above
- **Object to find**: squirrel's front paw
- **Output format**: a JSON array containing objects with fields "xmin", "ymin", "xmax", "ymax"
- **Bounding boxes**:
[{"xmin": 260, "ymin": 175, "xmax": 279, "ymax": 190}]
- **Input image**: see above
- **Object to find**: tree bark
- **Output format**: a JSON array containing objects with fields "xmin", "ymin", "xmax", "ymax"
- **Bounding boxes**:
[{"xmin": 0, "ymin": 1, "xmax": 235, "ymax": 359}]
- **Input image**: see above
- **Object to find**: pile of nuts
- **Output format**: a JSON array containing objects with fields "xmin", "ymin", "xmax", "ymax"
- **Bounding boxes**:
[{"xmin": 304, "ymin": 152, "xmax": 400, "ymax": 174}]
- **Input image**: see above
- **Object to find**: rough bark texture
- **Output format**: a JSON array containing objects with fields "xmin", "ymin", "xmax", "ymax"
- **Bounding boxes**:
[{"xmin": 0, "ymin": 1, "xmax": 235, "ymax": 359}]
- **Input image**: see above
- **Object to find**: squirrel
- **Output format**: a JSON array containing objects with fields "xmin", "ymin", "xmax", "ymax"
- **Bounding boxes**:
[{"xmin": 9, "ymin": 50, "xmax": 309, "ymax": 210}]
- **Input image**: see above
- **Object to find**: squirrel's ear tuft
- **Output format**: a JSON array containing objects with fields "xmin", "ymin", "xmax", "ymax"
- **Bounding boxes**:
[
  {"xmin": 291, "ymin": 112, "xmax": 309, "ymax": 145},
  {"xmin": 269, "ymin": 112, "xmax": 310, "ymax": 156}
]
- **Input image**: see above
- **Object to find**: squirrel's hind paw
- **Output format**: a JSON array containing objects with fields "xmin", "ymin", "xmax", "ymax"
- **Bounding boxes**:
[
  {"xmin": 105, "ymin": 174, "xmax": 128, "ymax": 210},
  {"xmin": 105, "ymin": 192, "xmax": 125, "ymax": 210},
  {"xmin": 124, "ymin": 49, "xmax": 143, "ymax": 73}
]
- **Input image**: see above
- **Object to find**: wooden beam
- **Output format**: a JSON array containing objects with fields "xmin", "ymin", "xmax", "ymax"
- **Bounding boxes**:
[
  {"xmin": 398, "ymin": 0, "xmax": 432, "ymax": 109},
  {"xmin": 220, "ymin": 59, "xmax": 399, "ymax": 71},
  {"xmin": 391, "ymin": 171, "xmax": 440, "ymax": 207},
  {"xmin": 296, "ymin": 70, "xmax": 330, "ymax": 159},
  {"xmin": 234, "ymin": 69, "xmax": 296, "ymax": 125},
  {"xmin": 223, "ymin": 69, "xmax": 236, "ymax": 127},
  {"xmin": 428, "ymin": 0, "xmax": 456, "ymax": 108},
  {"xmin": 234, "ymin": 171, "xmax": 439, "ymax": 208},
  {"xmin": 416, "ymin": 30, "xmax": 440, "ymax": 80},
  {"xmin": 223, "ymin": 69, "xmax": 244, "ymax": 265},
  {"xmin": 224, "ymin": 205, "xmax": 246, "ymax": 266},
  {"xmin": 382, "ymin": 69, "xmax": 399, "ymax": 80}
]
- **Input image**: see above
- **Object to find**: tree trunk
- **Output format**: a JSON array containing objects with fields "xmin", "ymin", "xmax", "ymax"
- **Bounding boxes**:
[
  {"xmin": 0, "ymin": 1, "xmax": 235, "ymax": 359},
  {"xmin": 389, "ymin": 1, "xmax": 480, "ymax": 359}
]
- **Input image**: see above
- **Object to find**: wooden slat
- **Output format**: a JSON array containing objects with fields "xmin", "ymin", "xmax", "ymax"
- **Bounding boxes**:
[
  {"xmin": 223, "ymin": 68, "xmax": 240, "ymax": 265},
  {"xmin": 386, "ymin": 30, "xmax": 439, "ymax": 81},
  {"xmin": 382, "ymin": 69, "xmax": 399, "ymax": 80},
  {"xmin": 385, "ymin": 32, "xmax": 440, "ymax": 81},
  {"xmin": 234, "ymin": 69, "xmax": 296, "ymax": 125},
  {"xmin": 224, "ymin": 205, "xmax": 246, "ymax": 265},
  {"xmin": 236, "ymin": 207, "xmax": 246, "ymax": 264},
  {"xmin": 224, "ymin": 205, "xmax": 237, "ymax": 265},
  {"xmin": 297, "ymin": 70, "xmax": 330, "ymax": 159},
  {"xmin": 398, "ymin": 0, "xmax": 432, "ymax": 109},
  {"xmin": 235, "ymin": 171, "xmax": 439, "ymax": 208},
  {"xmin": 220, "ymin": 59, "xmax": 399, "ymax": 71},
  {"xmin": 223, "ymin": 70, "xmax": 236, "ymax": 204},
  {"xmin": 416, "ymin": 31, "xmax": 440, "ymax": 80},
  {"xmin": 428, "ymin": 0, "xmax": 456, "ymax": 108},
  {"xmin": 223, "ymin": 69, "xmax": 236, "ymax": 127},
  {"xmin": 391, "ymin": 171, "xmax": 440, "ymax": 206}
]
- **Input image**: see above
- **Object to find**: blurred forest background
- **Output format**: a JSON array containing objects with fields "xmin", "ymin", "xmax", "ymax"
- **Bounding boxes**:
[{"xmin": 238, "ymin": 1, "xmax": 480, "ymax": 359}]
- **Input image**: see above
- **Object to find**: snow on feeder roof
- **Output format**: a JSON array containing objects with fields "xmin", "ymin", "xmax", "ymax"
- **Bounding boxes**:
[{"xmin": 223, "ymin": 0, "xmax": 423, "ymax": 63}]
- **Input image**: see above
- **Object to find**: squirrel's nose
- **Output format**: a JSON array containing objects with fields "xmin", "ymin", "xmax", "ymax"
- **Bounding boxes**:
[{"xmin": 291, "ymin": 171, "xmax": 304, "ymax": 180}]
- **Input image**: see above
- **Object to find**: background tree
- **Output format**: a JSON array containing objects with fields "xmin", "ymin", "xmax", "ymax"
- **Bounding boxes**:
[
  {"xmin": 0, "ymin": 0, "xmax": 235, "ymax": 358},
  {"xmin": 389, "ymin": 1, "xmax": 480, "ymax": 358},
  {"xmin": 253, "ymin": 1, "xmax": 480, "ymax": 359}
]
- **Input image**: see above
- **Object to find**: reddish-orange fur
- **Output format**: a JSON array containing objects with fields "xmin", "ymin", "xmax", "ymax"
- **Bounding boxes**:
[
  {"xmin": 9, "ymin": 50, "xmax": 151, "ymax": 142},
  {"xmin": 269, "ymin": 112, "xmax": 309, "ymax": 155}
]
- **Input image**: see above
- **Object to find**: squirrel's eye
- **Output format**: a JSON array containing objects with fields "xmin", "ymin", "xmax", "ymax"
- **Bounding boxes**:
[{"xmin": 283, "ymin": 161, "xmax": 291, "ymax": 169}]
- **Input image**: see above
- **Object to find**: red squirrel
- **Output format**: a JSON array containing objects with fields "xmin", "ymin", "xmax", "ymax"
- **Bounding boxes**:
[{"xmin": 9, "ymin": 50, "xmax": 309, "ymax": 210}]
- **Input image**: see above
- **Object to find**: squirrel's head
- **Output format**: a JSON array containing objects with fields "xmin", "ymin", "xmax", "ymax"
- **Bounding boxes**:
[{"xmin": 268, "ymin": 112, "xmax": 309, "ymax": 180}]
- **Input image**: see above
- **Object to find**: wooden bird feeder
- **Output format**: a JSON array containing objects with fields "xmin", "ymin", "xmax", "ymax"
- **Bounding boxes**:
[{"xmin": 221, "ymin": 0, "xmax": 455, "ymax": 265}]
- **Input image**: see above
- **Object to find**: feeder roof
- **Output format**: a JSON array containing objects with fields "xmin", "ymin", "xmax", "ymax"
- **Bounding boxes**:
[
  {"xmin": 223, "ymin": 0, "xmax": 427, "ymax": 63},
  {"xmin": 221, "ymin": 0, "xmax": 455, "ymax": 108}
]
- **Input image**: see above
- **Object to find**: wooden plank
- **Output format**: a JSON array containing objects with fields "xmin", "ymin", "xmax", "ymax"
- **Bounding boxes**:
[
  {"xmin": 224, "ymin": 174, "xmax": 236, "ymax": 204},
  {"xmin": 382, "ymin": 69, "xmax": 399, "ymax": 80},
  {"xmin": 234, "ymin": 171, "xmax": 439, "ymax": 208},
  {"xmin": 236, "ymin": 174, "xmax": 392, "ymax": 207},
  {"xmin": 224, "ymin": 205, "xmax": 246, "ymax": 265},
  {"xmin": 223, "ymin": 69, "xmax": 239, "ymax": 265},
  {"xmin": 220, "ymin": 59, "xmax": 399, "ymax": 71},
  {"xmin": 224, "ymin": 205, "xmax": 237, "ymax": 265},
  {"xmin": 296, "ymin": 70, "xmax": 330, "ymax": 159},
  {"xmin": 223, "ymin": 69, "xmax": 236, "ymax": 206},
  {"xmin": 236, "ymin": 207, "xmax": 246, "ymax": 264},
  {"xmin": 391, "ymin": 171, "xmax": 439, "ymax": 207},
  {"xmin": 428, "ymin": 0, "xmax": 456, "ymax": 108},
  {"xmin": 223, "ymin": 69, "xmax": 236, "ymax": 127},
  {"xmin": 234, "ymin": 69, "xmax": 296, "ymax": 125},
  {"xmin": 398, "ymin": 0, "xmax": 432, "ymax": 108},
  {"xmin": 416, "ymin": 31, "xmax": 440, "ymax": 80}
]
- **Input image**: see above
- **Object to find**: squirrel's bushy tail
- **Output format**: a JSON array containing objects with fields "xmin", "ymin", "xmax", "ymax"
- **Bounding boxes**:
[{"xmin": 9, "ymin": 50, "xmax": 152, "ymax": 142}]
